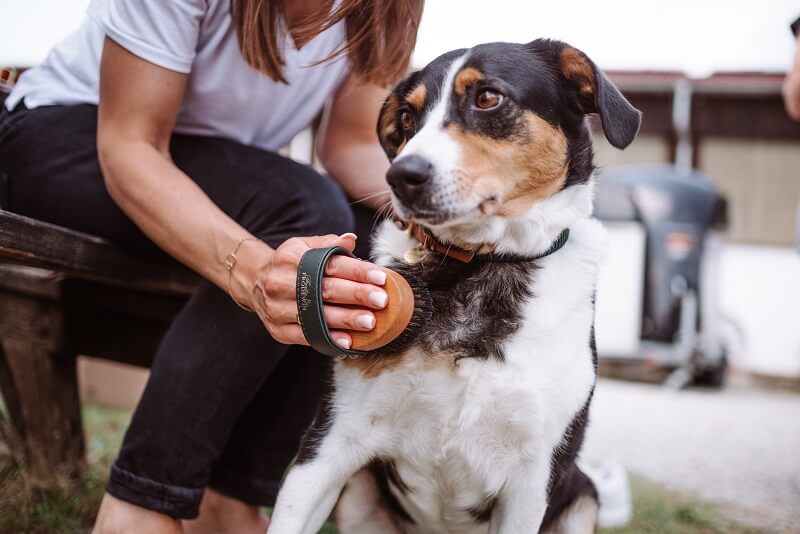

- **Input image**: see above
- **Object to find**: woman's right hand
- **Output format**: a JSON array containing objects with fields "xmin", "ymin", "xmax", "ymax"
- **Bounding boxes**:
[{"xmin": 234, "ymin": 233, "xmax": 389, "ymax": 350}]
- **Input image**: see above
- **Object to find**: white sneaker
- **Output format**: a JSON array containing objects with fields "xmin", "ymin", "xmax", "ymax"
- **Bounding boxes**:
[{"xmin": 578, "ymin": 459, "xmax": 633, "ymax": 528}]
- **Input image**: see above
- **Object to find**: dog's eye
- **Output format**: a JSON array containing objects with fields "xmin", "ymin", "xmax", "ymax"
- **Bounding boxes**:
[
  {"xmin": 475, "ymin": 89, "xmax": 503, "ymax": 110},
  {"xmin": 400, "ymin": 110, "xmax": 415, "ymax": 130}
]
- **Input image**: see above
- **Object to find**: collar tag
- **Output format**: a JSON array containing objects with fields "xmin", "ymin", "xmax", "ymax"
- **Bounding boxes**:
[{"xmin": 403, "ymin": 245, "xmax": 429, "ymax": 264}]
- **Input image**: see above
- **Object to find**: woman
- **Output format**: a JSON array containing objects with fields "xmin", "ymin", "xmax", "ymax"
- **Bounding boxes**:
[{"xmin": 0, "ymin": 0, "xmax": 423, "ymax": 531}]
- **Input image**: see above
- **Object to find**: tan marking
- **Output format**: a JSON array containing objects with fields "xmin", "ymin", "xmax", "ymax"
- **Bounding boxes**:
[
  {"xmin": 444, "ymin": 111, "xmax": 568, "ymax": 219},
  {"xmin": 341, "ymin": 355, "xmax": 405, "ymax": 379},
  {"xmin": 378, "ymin": 94, "xmax": 401, "ymax": 145},
  {"xmin": 342, "ymin": 343, "xmax": 459, "ymax": 379},
  {"xmin": 560, "ymin": 47, "xmax": 595, "ymax": 97},
  {"xmin": 454, "ymin": 67, "xmax": 483, "ymax": 95},
  {"xmin": 378, "ymin": 94, "xmax": 409, "ymax": 158},
  {"xmin": 407, "ymin": 84, "xmax": 427, "ymax": 111}
]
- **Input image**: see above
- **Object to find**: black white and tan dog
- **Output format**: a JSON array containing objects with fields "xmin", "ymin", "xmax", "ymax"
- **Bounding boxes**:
[{"xmin": 270, "ymin": 39, "xmax": 641, "ymax": 533}]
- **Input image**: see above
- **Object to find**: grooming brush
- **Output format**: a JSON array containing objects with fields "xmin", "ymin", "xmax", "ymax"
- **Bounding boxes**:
[{"xmin": 296, "ymin": 246, "xmax": 432, "ymax": 358}]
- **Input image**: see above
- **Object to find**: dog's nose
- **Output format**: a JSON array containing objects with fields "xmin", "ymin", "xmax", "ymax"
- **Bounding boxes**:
[{"xmin": 386, "ymin": 155, "xmax": 433, "ymax": 203}]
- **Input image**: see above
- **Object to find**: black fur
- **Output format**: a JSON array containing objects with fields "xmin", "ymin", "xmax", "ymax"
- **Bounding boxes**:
[
  {"xmin": 295, "ymin": 390, "xmax": 334, "ymax": 465},
  {"xmin": 372, "ymin": 257, "xmax": 536, "ymax": 362},
  {"xmin": 368, "ymin": 459, "xmax": 416, "ymax": 525},
  {"xmin": 542, "ymin": 400, "xmax": 596, "ymax": 528},
  {"xmin": 466, "ymin": 494, "xmax": 499, "ymax": 523},
  {"xmin": 541, "ymin": 316, "xmax": 599, "ymax": 529}
]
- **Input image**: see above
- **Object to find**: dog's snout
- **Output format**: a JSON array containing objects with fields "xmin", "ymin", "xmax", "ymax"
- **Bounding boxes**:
[{"xmin": 387, "ymin": 155, "xmax": 433, "ymax": 203}]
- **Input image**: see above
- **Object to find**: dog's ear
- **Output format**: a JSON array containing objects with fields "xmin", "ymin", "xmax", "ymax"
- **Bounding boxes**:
[
  {"xmin": 376, "ymin": 92, "xmax": 405, "ymax": 161},
  {"xmin": 557, "ymin": 45, "xmax": 641, "ymax": 149}
]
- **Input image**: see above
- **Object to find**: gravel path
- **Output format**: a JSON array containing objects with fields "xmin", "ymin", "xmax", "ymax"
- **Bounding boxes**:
[{"xmin": 583, "ymin": 378, "xmax": 800, "ymax": 532}]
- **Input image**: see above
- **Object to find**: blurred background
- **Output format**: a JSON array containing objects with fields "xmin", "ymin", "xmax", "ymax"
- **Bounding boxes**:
[{"xmin": 1, "ymin": 1, "xmax": 799, "ymax": 533}]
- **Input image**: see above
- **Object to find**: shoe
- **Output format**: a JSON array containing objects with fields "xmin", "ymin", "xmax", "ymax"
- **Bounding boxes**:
[{"xmin": 578, "ymin": 459, "xmax": 633, "ymax": 528}]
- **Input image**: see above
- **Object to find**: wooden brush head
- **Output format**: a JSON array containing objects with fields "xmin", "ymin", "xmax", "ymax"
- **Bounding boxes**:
[{"xmin": 349, "ymin": 268, "xmax": 416, "ymax": 351}]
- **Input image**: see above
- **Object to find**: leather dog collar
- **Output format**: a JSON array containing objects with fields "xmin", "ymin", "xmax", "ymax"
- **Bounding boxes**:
[{"xmin": 397, "ymin": 219, "xmax": 570, "ymax": 264}]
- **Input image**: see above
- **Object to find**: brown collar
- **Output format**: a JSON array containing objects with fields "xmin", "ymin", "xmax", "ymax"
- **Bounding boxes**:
[
  {"xmin": 408, "ymin": 222, "xmax": 477, "ymax": 263},
  {"xmin": 392, "ymin": 217, "xmax": 476, "ymax": 262},
  {"xmin": 394, "ymin": 218, "xmax": 572, "ymax": 264}
]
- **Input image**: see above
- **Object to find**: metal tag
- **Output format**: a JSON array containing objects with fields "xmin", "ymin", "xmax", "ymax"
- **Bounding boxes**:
[{"xmin": 404, "ymin": 245, "xmax": 428, "ymax": 264}]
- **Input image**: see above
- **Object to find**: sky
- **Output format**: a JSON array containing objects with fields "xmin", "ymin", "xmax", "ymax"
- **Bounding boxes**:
[{"xmin": 1, "ymin": 0, "xmax": 798, "ymax": 77}]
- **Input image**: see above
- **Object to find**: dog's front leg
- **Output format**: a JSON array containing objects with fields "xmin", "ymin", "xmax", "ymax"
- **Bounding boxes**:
[
  {"xmin": 489, "ymin": 460, "xmax": 550, "ymax": 534},
  {"xmin": 269, "ymin": 423, "xmax": 374, "ymax": 534}
]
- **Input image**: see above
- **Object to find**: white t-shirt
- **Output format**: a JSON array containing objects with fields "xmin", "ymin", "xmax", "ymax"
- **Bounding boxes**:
[{"xmin": 5, "ymin": 0, "xmax": 350, "ymax": 151}]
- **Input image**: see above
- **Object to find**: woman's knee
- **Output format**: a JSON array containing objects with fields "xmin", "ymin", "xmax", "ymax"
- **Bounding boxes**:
[
  {"xmin": 244, "ymin": 166, "xmax": 355, "ymax": 245},
  {"xmin": 298, "ymin": 174, "xmax": 355, "ymax": 237}
]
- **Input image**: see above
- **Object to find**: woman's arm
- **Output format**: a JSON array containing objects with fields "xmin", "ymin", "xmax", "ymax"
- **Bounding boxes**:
[
  {"xmin": 316, "ymin": 74, "xmax": 393, "ymax": 210},
  {"xmin": 784, "ymin": 32, "xmax": 800, "ymax": 121},
  {"xmin": 97, "ymin": 38, "xmax": 387, "ymax": 348}
]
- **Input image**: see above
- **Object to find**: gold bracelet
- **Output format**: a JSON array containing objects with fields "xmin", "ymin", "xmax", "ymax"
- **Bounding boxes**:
[{"xmin": 225, "ymin": 236, "xmax": 260, "ymax": 312}]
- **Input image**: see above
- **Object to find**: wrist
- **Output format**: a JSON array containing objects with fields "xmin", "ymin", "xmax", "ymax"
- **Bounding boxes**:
[{"xmin": 227, "ymin": 237, "xmax": 273, "ymax": 311}]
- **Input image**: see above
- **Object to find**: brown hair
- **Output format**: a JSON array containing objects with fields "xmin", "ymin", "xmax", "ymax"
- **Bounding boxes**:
[{"xmin": 232, "ymin": 0, "xmax": 424, "ymax": 87}]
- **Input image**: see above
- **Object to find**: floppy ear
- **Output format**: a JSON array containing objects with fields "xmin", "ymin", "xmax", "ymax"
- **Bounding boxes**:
[
  {"xmin": 376, "ymin": 93, "xmax": 404, "ymax": 161},
  {"xmin": 558, "ymin": 46, "xmax": 641, "ymax": 149}
]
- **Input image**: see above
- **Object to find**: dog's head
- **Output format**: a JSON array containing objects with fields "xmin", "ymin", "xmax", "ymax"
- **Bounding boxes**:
[{"xmin": 377, "ymin": 39, "xmax": 641, "ymax": 230}]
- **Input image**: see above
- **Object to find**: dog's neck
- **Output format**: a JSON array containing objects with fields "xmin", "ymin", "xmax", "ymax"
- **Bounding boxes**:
[{"xmin": 424, "ymin": 181, "xmax": 595, "ymax": 259}]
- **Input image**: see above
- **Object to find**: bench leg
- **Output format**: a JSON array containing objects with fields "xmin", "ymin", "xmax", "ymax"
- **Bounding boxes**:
[{"xmin": 0, "ymin": 296, "xmax": 85, "ymax": 487}]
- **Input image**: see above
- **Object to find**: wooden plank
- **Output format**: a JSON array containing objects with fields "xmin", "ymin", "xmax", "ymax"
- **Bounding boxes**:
[
  {"xmin": 0, "ymin": 293, "xmax": 84, "ymax": 485},
  {"xmin": 0, "ymin": 343, "xmax": 26, "ymax": 467},
  {"xmin": 0, "ymin": 210, "xmax": 199, "ymax": 295},
  {"xmin": 692, "ymin": 93, "xmax": 800, "ymax": 141},
  {"xmin": 0, "ymin": 264, "xmax": 62, "ymax": 300}
]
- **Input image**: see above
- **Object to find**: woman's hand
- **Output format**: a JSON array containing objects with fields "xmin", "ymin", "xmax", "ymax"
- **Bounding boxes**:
[{"xmin": 235, "ymin": 233, "xmax": 389, "ymax": 349}]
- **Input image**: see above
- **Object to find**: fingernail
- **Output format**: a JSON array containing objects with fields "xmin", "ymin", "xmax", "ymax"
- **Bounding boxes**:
[
  {"xmin": 335, "ymin": 337, "xmax": 352, "ymax": 349},
  {"xmin": 369, "ymin": 290, "xmax": 388, "ymax": 308},
  {"xmin": 356, "ymin": 314, "xmax": 375, "ymax": 330},
  {"xmin": 368, "ymin": 269, "xmax": 387, "ymax": 285},
  {"xmin": 339, "ymin": 232, "xmax": 357, "ymax": 240}
]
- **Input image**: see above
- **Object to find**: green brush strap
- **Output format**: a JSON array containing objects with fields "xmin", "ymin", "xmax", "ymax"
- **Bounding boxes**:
[{"xmin": 296, "ymin": 246, "xmax": 368, "ymax": 359}]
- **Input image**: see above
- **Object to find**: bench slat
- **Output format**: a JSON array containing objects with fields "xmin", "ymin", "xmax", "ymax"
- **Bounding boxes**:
[{"xmin": 0, "ymin": 210, "xmax": 198, "ymax": 294}]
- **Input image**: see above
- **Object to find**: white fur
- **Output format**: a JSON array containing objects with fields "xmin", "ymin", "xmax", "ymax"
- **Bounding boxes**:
[{"xmin": 270, "ymin": 184, "xmax": 606, "ymax": 534}]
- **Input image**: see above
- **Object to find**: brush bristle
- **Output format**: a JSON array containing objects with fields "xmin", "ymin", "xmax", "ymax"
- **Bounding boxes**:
[{"xmin": 372, "ymin": 269, "xmax": 432, "ymax": 355}]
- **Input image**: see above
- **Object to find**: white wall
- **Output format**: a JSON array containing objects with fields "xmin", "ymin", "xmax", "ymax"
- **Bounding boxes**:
[
  {"xmin": 0, "ymin": 0, "xmax": 90, "ymax": 66},
  {"xmin": 720, "ymin": 244, "xmax": 800, "ymax": 377}
]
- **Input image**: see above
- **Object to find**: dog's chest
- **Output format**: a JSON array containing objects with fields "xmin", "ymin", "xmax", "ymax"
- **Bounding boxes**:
[{"xmin": 339, "ymin": 360, "xmax": 539, "ymax": 533}]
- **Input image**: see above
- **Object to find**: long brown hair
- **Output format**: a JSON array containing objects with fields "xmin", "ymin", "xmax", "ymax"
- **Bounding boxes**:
[{"xmin": 232, "ymin": 0, "xmax": 424, "ymax": 87}]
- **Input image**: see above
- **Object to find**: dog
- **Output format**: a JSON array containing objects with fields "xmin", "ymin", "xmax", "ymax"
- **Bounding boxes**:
[{"xmin": 269, "ymin": 38, "xmax": 641, "ymax": 533}]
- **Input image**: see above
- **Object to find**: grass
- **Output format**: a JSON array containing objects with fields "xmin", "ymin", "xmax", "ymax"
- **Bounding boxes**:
[
  {"xmin": 0, "ymin": 404, "xmax": 760, "ymax": 533},
  {"xmin": 0, "ymin": 405, "xmax": 130, "ymax": 534},
  {"xmin": 604, "ymin": 475, "xmax": 759, "ymax": 534}
]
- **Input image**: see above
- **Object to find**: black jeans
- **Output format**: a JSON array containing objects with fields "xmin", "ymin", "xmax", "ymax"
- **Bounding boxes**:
[{"xmin": 0, "ymin": 103, "xmax": 376, "ymax": 519}]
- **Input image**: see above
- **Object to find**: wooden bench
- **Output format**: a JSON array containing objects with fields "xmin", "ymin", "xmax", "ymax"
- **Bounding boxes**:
[{"xmin": 0, "ymin": 208, "xmax": 200, "ymax": 486}]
